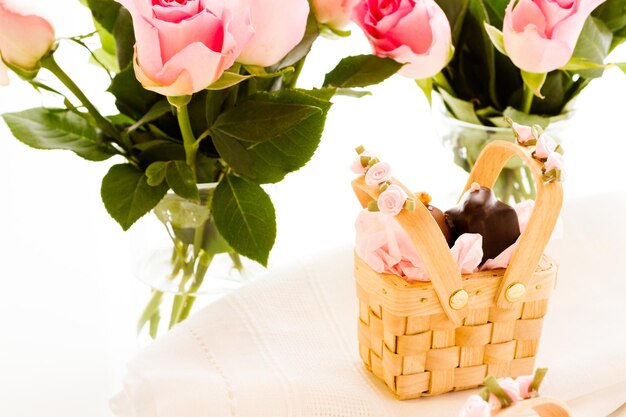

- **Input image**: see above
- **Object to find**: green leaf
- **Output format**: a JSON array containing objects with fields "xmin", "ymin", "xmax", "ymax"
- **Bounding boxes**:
[
  {"xmin": 502, "ymin": 107, "xmax": 551, "ymax": 128},
  {"xmin": 245, "ymin": 89, "xmax": 332, "ymax": 184},
  {"xmin": 127, "ymin": 100, "xmax": 172, "ymax": 133},
  {"xmin": 101, "ymin": 163, "xmax": 169, "ymax": 231},
  {"xmin": 484, "ymin": 23, "xmax": 507, "ymax": 56},
  {"xmin": 207, "ymin": 67, "xmax": 294, "ymax": 90},
  {"xmin": 439, "ymin": 89, "xmax": 481, "ymax": 124},
  {"xmin": 416, "ymin": 78, "xmax": 434, "ymax": 105},
  {"xmin": 109, "ymin": 66, "xmax": 160, "ymax": 119},
  {"xmin": 2, "ymin": 108, "xmax": 115, "ymax": 161},
  {"xmin": 166, "ymin": 161, "xmax": 199, "ymax": 201},
  {"xmin": 561, "ymin": 56, "xmax": 608, "ymax": 71},
  {"xmin": 211, "ymin": 134, "xmax": 255, "ymax": 178},
  {"xmin": 212, "ymin": 101, "xmax": 321, "ymax": 143},
  {"xmin": 112, "ymin": 7, "xmax": 135, "ymax": 71},
  {"xmin": 570, "ymin": 16, "xmax": 612, "ymax": 78},
  {"xmin": 592, "ymin": 0, "xmax": 626, "ymax": 33},
  {"xmin": 435, "ymin": 0, "xmax": 470, "ymax": 45},
  {"xmin": 521, "ymin": 70, "xmax": 547, "ymax": 98},
  {"xmin": 146, "ymin": 161, "xmax": 168, "ymax": 186},
  {"xmin": 212, "ymin": 174, "xmax": 276, "ymax": 266},
  {"xmin": 324, "ymin": 55, "xmax": 403, "ymax": 88},
  {"xmin": 618, "ymin": 62, "xmax": 626, "ymax": 74}
]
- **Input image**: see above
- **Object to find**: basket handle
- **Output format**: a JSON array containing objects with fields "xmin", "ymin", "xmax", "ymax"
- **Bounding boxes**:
[
  {"xmin": 352, "ymin": 177, "xmax": 468, "ymax": 326},
  {"xmin": 496, "ymin": 396, "xmax": 571, "ymax": 417},
  {"xmin": 461, "ymin": 140, "xmax": 563, "ymax": 308}
]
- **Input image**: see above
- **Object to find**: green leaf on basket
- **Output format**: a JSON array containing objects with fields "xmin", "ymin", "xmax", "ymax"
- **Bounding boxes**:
[
  {"xmin": 484, "ymin": 22, "xmax": 507, "ymax": 55},
  {"xmin": 521, "ymin": 70, "xmax": 547, "ymax": 98},
  {"xmin": 2, "ymin": 108, "xmax": 115, "ymax": 161},
  {"xmin": 101, "ymin": 163, "xmax": 169, "ymax": 231},
  {"xmin": 323, "ymin": 55, "xmax": 403, "ymax": 88},
  {"xmin": 166, "ymin": 161, "xmax": 199, "ymax": 201},
  {"xmin": 212, "ymin": 174, "xmax": 276, "ymax": 266},
  {"xmin": 212, "ymin": 101, "xmax": 321, "ymax": 143}
]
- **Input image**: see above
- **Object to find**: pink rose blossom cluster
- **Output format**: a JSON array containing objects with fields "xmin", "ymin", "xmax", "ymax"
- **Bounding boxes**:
[
  {"xmin": 115, "ymin": 0, "xmax": 309, "ymax": 96},
  {"xmin": 511, "ymin": 122, "xmax": 566, "ymax": 182},
  {"xmin": 458, "ymin": 375, "xmax": 538, "ymax": 417}
]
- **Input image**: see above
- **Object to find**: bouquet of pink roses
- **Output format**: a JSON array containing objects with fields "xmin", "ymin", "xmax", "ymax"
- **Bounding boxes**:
[{"xmin": 0, "ymin": 0, "xmax": 402, "ymax": 336}]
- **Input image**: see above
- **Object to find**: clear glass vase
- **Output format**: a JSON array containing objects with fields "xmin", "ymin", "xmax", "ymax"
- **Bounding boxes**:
[
  {"xmin": 133, "ymin": 183, "xmax": 262, "ymax": 343},
  {"xmin": 434, "ymin": 102, "xmax": 570, "ymax": 203}
]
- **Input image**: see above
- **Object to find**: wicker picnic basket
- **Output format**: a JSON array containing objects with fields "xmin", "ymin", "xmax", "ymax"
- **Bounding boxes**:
[{"xmin": 352, "ymin": 140, "xmax": 563, "ymax": 400}]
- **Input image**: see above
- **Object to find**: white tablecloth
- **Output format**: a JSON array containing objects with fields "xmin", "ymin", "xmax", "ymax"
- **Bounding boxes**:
[{"xmin": 111, "ymin": 192, "xmax": 626, "ymax": 417}]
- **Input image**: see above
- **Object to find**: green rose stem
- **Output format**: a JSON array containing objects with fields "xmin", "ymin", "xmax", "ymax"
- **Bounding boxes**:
[
  {"xmin": 40, "ymin": 55, "xmax": 122, "ymax": 145},
  {"xmin": 168, "ymin": 95, "xmax": 198, "ymax": 181},
  {"xmin": 521, "ymin": 85, "xmax": 534, "ymax": 114}
]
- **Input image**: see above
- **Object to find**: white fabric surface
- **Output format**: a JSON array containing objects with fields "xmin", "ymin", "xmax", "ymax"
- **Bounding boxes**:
[{"xmin": 111, "ymin": 193, "xmax": 626, "ymax": 417}]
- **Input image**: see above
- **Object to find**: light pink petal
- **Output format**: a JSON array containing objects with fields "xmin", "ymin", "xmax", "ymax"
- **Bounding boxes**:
[
  {"xmin": 512, "ymin": 122, "xmax": 534, "ymax": 143},
  {"xmin": 450, "ymin": 233, "xmax": 483, "ymax": 274},
  {"xmin": 504, "ymin": 12, "xmax": 572, "ymax": 72},
  {"xmin": 314, "ymin": 0, "xmax": 360, "ymax": 28},
  {"xmin": 510, "ymin": 0, "xmax": 548, "ymax": 35},
  {"xmin": 536, "ymin": 0, "xmax": 575, "ymax": 35},
  {"xmin": 516, "ymin": 375, "xmax": 535, "ymax": 399},
  {"xmin": 152, "ymin": 0, "xmax": 202, "ymax": 23},
  {"xmin": 0, "ymin": 55, "xmax": 8, "ymax": 85},
  {"xmin": 551, "ymin": 0, "xmax": 606, "ymax": 50},
  {"xmin": 388, "ymin": 0, "xmax": 434, "ymax": 55},
  {"xmin": 535, "ymin": 133, "xmax": 558, "ymax": 159},
  {"xmin": 237, "ymin": 0, "xmax": 309, "ymax": 66},
  {"xmin": 151, "ymin": 9, "xmax": 225, "ymax": 64},
  {"xmin": 0, "ymin": 2, "xmax": 54, "ymax": 69}
]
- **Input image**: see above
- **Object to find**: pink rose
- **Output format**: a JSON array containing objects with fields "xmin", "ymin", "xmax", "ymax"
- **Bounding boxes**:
[
  {"xmin": 377, "ymin": 184, "xmax": 407, "ymax": 216},
  {"xmin": 545, "ymin": 151, "xmax": 566, "ymax": 178},
  {"xmin": 516, "ymin": 375, "xmax": 535, "ymax": 399},
  {"xmin": 117, "ymin": 0, "xmax": 255, "ymax": 96},
  {"xmin": 534, "ymin": 133, "xmax": 557, "ymax": 159},
  {"xmin": 503, "ymin": 0, "xmax": 606, "ymax": 73},
  {"xmin": 352, "ymin": 0, "xmax": 452, "ymax": 79},
  {"xmin": 365, "ymin": 162, "xmax": 392, "ymax": 185},
  {"xmin": 237, "ymin": 0, "xmax": 309, "ymax": 67},
  {"xmin": 498, "ymin": 377, "xmax": 523, "ymax": 405},
  {"xmin": 458, "ymin": 395, "xmax": 492, "ymax": 417},
  {"xmin": 350, "ymin": 151, "xmax": 375, "ymax": 175},
  {"xmin": 313, "ymin": 0, "xmax": 360, "ymax": 29},
  {"xmin": 512, "ymin": 122, "xmax": 535, "ymax": 144},
  {"xmin": 0, "ymin": 1, "xmax": 54, "ymax": 74}
]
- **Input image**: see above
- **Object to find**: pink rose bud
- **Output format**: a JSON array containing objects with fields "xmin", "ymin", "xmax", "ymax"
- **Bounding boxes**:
[
  {"xmin": 377, "ymin": 185, "xmax": 407, "ymax": 216},
  {"xmin": 350, "ymin": 151, "xmax": 375, "ymax": 174},
  {"xmin": 365, "ymin": 162, "xmax": 392, "ymax": 186},
  {"xmin": 516, "ymin": 374, "xmax": 535, "ymax": 399},
  {"xmin": 498, "ymin": 377, "xmax": 523, "ymax": 405},
  {"xmin": 352, "ymin": 0, "xmax": 452, "ymax": 79},
  {"xmin": 116, "ymin": 0, "xmax": 257, "ymax": 96},
  {"xmin": 0, "ymin": 1, "xmax": 55, "ymax": 74},
  {"xmin": 545, "ymin": 151, "xmax": 565, "ymax": 175},
  {"xmin": 534, "ymin": 133, "xmax": 557, "ymax": 159},
  {"xmin": 512, "ymin": 122, "xmax": 535, "ymax": 144},
  {"xmin": 237, "ymin": 0, "xmax": 309, "ymax": 67},
  {"xmin": 503, "ymin": 0, "xmax": 606, "ymax": 73},
  {"xmin": 458, "ymin": 395, "xmax": 492, "ymax": 417},
  {"xmin": 313, "ymin": 0, "xmax": 360, "ymax": 29}
]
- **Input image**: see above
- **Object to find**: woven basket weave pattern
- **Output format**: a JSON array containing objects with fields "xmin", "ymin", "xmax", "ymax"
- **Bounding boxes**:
[{"xmin": 356, "ymin": 256, "xmax": 555, "ymax": 399}]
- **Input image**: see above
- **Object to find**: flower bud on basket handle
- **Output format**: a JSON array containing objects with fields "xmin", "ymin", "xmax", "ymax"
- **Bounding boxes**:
[
  {"xmin": 496, "ymin": 396, "xmax": 571, "ymax": 417},
  {"xmin": 461, "ymin": 141, "xmax": 563, "ymax": 309},
  {"xmin": 352, "ymin": 177, "xmax": 468, "ymax": 326}
]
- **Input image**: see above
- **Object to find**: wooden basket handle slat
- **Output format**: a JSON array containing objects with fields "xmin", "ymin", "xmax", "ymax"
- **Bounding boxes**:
[
  {"xmin": 352, "ymin": 178, "xmax": 468, "ymax": 326},
  {"xmin": 461, "ymin": 141, "xmax": 563, "ymax": 308},
  {"xmin": 496, "ymin": 396, "xmax": 571, "ymax": 417}
]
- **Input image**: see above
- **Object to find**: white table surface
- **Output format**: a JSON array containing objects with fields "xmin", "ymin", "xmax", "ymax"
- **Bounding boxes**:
[{"xmin": 1, "ymin": 2, "xmax": 626, "ymax": 416}]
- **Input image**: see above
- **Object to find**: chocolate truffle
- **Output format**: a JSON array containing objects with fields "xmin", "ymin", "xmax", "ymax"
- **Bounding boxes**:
[
  {"xmin": 445, "ymin": 183, "xmax": 520, "ymax": 263},
  {"xmin": 417, "ymin": 192, "xmax": 453, "ymax": 245}
]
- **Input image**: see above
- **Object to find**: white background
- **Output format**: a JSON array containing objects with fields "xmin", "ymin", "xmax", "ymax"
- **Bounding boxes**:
[{"xmin": 1, "ymin": 1, "xmax": 626, "ymax": 416}]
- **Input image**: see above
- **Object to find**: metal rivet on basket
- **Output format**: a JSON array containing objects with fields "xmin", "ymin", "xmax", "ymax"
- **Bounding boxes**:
[
  {"xmin": 449, "ymin": 289, "xmax": 468, "ymax": 310},
  {"xmin": 506, "ymin": 283, "xmax": 526, "ymax": 302}
]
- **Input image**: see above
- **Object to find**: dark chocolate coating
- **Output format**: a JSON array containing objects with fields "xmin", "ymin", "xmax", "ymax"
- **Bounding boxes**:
[
  {"xmin": 428, "ymin": 205, "xmax": 453, "ymax": 246},
  {"xmin": 445, "ymin": 186, "xmax": 520, "ymax": 263}
]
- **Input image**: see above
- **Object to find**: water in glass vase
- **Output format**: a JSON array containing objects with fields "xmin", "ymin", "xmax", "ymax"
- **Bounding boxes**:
[{"xmin": 133, "ymin": 183, "xmax": 262, "ymax": 343}]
